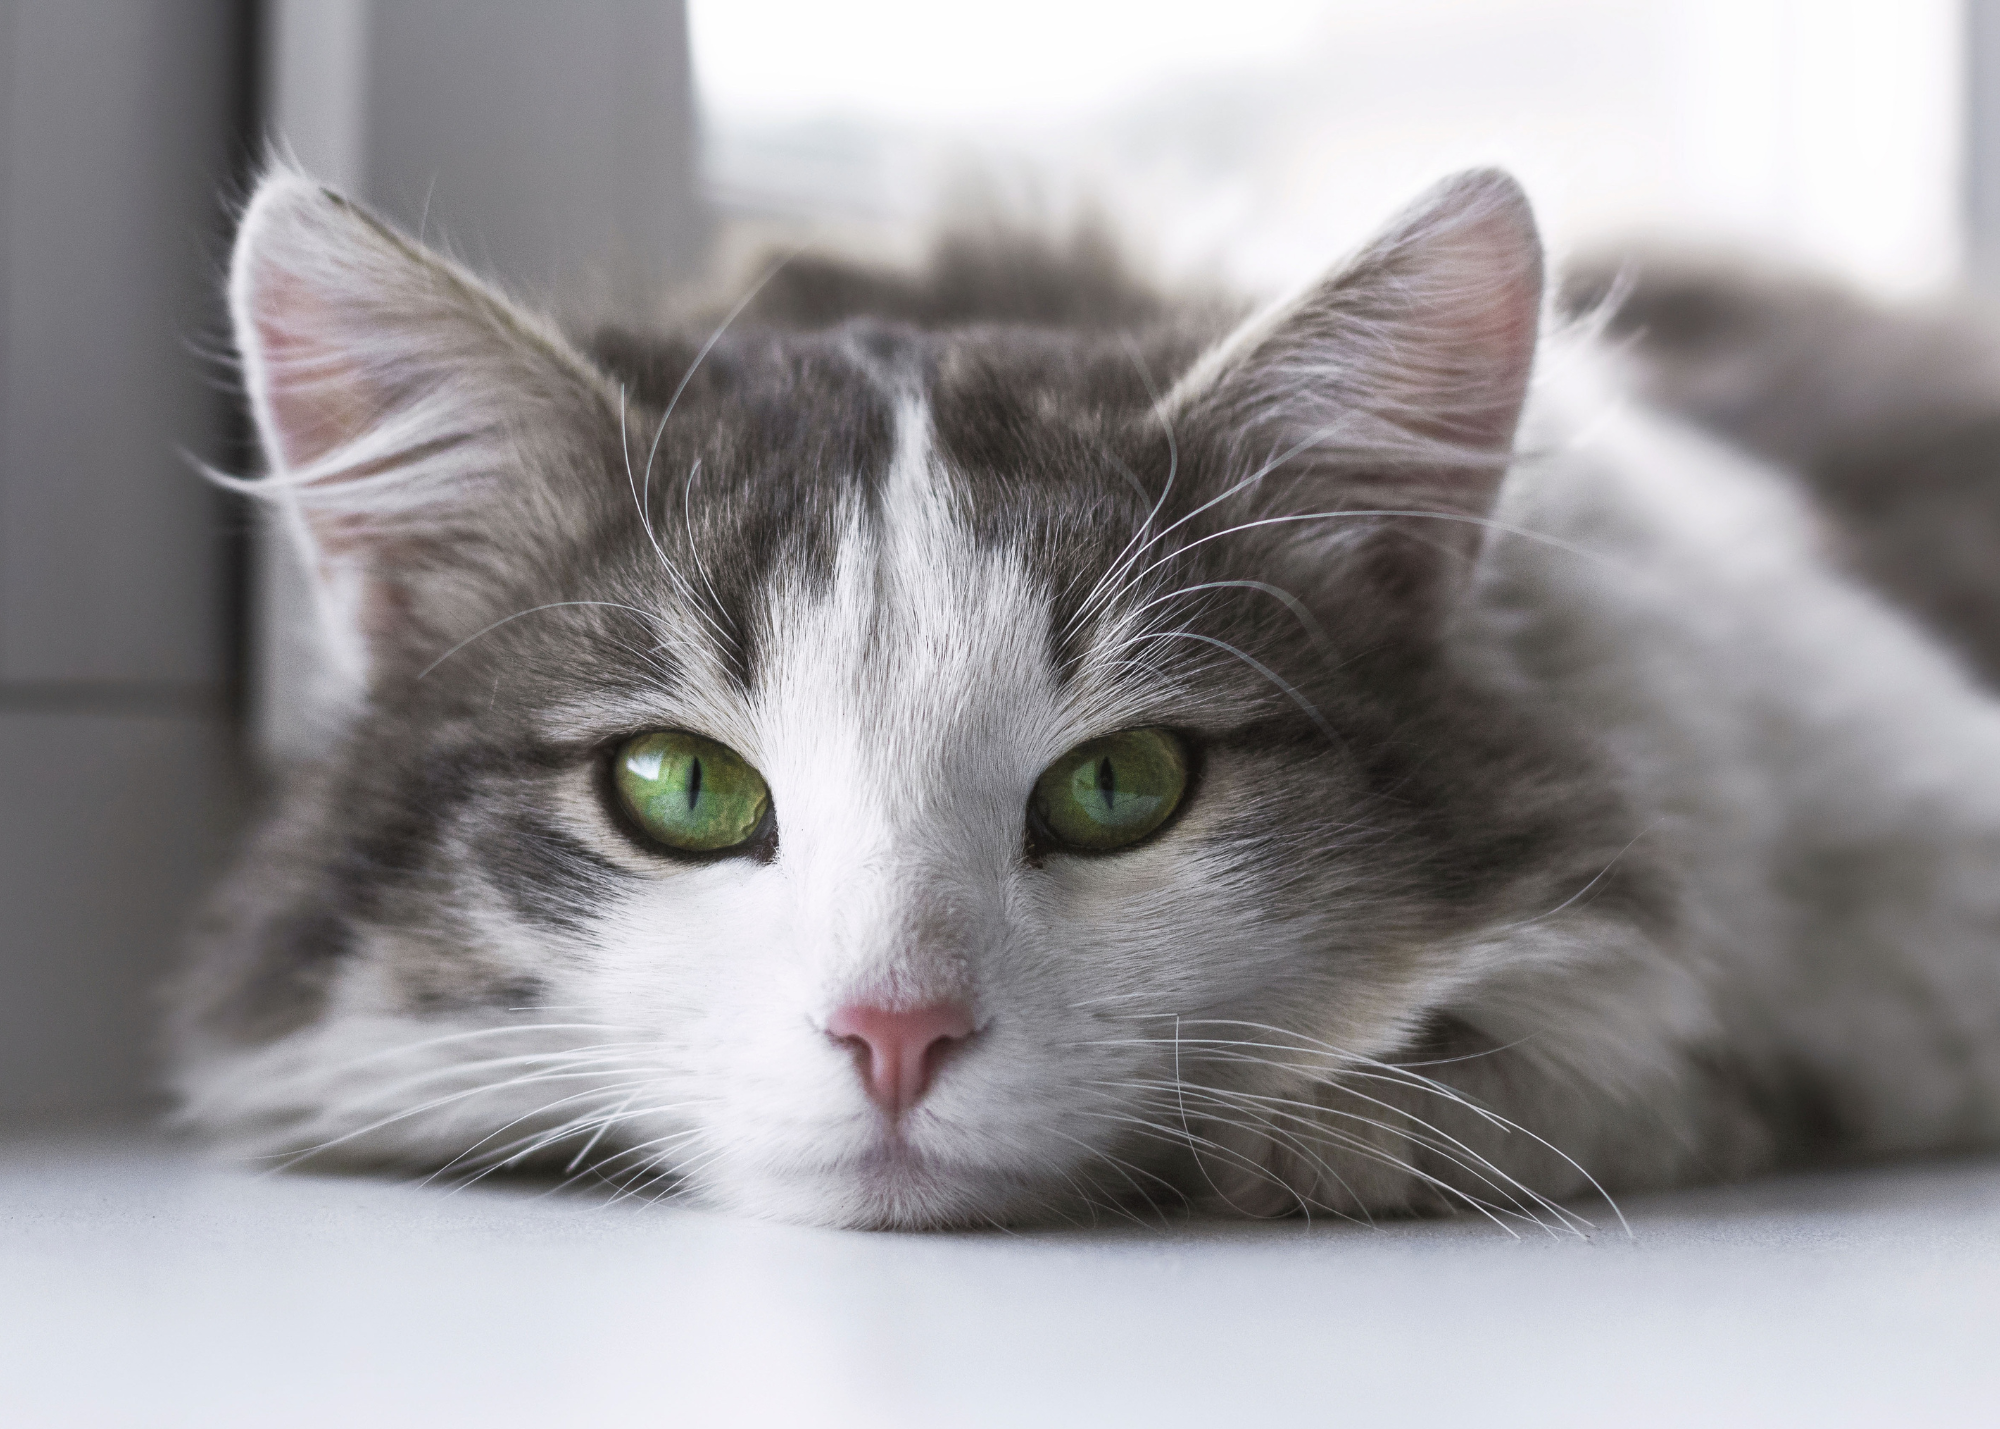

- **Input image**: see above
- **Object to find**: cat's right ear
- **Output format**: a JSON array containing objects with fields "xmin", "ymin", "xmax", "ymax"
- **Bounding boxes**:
[
  {"xmin": 228, "ymin": 166, "xmax": 617, "ymax": 683},
  {"xmin": 1163, "ymin": 169, "xmax": 1545, "ymax": 633}
]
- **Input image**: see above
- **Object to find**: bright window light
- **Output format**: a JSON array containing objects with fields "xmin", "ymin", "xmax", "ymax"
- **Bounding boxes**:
[{"xmin": 691, "ymin": 0, "xmax": 1963, "ymax": 295}]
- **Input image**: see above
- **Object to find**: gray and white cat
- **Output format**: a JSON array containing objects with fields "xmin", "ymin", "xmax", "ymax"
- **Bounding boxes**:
[{"xmin": 173, "ymin": 164, "xmax": 2000, "ymax": 1230}]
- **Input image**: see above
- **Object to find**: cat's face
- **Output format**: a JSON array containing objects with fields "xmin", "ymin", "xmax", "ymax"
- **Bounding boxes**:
[
  {"xmin": 177, "ymin": 168, "xmax": 1613, "ymax": 1227},
  {"xmin": 548, "ymin": 392, "xmax": 1323, "ymax": 1226}
]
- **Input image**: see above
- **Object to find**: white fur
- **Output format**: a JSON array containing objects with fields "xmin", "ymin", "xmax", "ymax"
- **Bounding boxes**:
[{"xmin": 186, "ymin": 169, "xmax": 2000, "ymax": 1229}]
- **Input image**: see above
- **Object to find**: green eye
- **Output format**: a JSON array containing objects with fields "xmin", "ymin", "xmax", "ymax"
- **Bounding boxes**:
[
  {"xmin": 613, "ymin": 730, "xmax": 771, "ymax": 854},
  {"xmin": 1031, "ymin": 727, "xmax": 1189, "ymax": 854}
]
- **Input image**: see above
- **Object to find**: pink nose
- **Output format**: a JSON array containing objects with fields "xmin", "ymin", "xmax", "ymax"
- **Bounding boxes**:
[{"xmin": 826, "ymin": 1001, "xmax": 976, "ymax": 1115}]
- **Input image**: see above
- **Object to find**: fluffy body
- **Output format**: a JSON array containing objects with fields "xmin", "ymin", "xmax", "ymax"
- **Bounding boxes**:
[{"xmin": 173, "ymin": 170, "xmax": 2000, "ymax": 1229}]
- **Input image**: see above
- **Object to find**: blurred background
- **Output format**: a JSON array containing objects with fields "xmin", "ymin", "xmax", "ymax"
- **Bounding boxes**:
[{"xmin": 1, "ymin": 0, "xmax": 1996, "ymax": 1131}]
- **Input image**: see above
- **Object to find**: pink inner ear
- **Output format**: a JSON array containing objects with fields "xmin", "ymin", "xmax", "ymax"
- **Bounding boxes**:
[
  {"xmin": 250, "ymin": 261, "xmax": 376, "ymax": 477},
  {"xmin": 1427, "ymin": 211, "xmax": 1544, "ymax": 454}
]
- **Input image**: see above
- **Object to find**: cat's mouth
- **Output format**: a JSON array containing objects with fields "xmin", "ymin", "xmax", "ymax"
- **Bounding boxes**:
[
  {"xmin": 772, "ymin": 1116, "xmax": 1022, "ymax": 1216},
  {"xmin": 884, "ymin": 1120, "xmax": 974, "ymax": 1159},
  {"xmin": 810, "ymin": 1148, "xmax": 1028, "ymax": 1229},
  {"xmin": 842, "ymin": 1114, "xmax": 958, "ymax": 1173}
]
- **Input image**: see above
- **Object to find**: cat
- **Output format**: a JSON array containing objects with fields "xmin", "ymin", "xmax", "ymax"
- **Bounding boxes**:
[{"xmin": 171, "ymin": 163, "xmax": 2000, "ymax": 1231}]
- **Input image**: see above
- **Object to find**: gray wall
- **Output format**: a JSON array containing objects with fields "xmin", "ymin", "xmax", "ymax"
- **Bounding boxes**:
[
  {"xmin": 257, "ymin": 0, "xmax": 706, "ymax": 762},
  {"xmin": 0, "ymin": 0, "xmax": 704, "ymax": 1128},
  {"xmin": 0, "ymin": 0, "xmax": 251, "ymax": 1124},
  {"xmin": 366, "ymin": 1, "xmax": 706, "ymax": 322},
  {"xmin": 1972, "ymin": 0, "xmax": 2000, "ymax": 289}
]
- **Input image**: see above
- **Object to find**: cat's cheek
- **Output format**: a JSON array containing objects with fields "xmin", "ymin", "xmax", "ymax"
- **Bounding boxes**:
[{"xmin": 580, "ymin": 861, "xmax": 797, "ymax": 1032}]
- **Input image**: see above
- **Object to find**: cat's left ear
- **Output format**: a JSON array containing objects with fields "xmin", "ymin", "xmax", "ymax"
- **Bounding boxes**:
[
  {"xmin": 1167, "ymin": 169, "xmax": 1544, "ymax": 620},
  {"xmin": 228, "ymin": 165, "xmax": 619, "ymax": 687}
]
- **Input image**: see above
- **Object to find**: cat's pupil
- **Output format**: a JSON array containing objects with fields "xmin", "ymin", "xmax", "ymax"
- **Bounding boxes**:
[
  {"xmin": 687, "ymin": 756, "xmax": 703, "ymax": 811},
  {"xmin": 1096, "ymin": 756, "xmax": 1116, "ymax": 811}
]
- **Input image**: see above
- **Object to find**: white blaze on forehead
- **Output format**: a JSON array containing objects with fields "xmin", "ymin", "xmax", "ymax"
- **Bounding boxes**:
[{"xmin": 751, "ymin": 396, "xmax": 1059, "ymax": 1004}]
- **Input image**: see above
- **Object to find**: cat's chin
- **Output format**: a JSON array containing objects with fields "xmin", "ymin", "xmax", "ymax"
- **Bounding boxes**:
[{"xmin": 697, "ymin": 1145, "xmax": 1055, "ymax": 1230}]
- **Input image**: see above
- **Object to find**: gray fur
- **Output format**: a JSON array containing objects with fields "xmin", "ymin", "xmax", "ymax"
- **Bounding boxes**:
[
  {"xmin": 1565, "ymin": 250, "xmax": 2000, "ymax": 685},
  {"xmin": 172, "ymin": 167, "xmax": 2000, "ymax": 1229}
]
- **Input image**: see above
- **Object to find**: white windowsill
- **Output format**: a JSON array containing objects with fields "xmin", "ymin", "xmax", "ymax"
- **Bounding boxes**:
[{"xmin": 4, "ymin": 1133, "xmax": 1995, "ymax": 1426}]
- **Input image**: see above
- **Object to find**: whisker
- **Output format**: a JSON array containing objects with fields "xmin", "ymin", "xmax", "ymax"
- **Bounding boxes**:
[
  {"xmin": 1123, "ymin": 578, "xmax": 1333, "ymax": 653},
  {"xmin": 1118, "ymin": 1074, "xmax": 1584, "ymax": 1237},
  {"xmin": 424, "ymin": 1078, "xmax": 676, "ymax": 1188},
  {"xmin": 261, "ymin": 1057, "xmax": 677, "ymax": 1172},
  {"xmin": 1078, "ymin": 1011, "xmax": 1621, "ymax": 1235},
  {"xmin": 671, "ymin": 456, "xmax": 743, "ymax": 655},
  {"xmin": 1095, "ymin": 627, "xmax": 1341, "ymax": 745},
  {"xmin": 1064, "ymin": 334, "xmax": 1182, "ymax": 640},
  {"xmin": 414, "ymin": 601, "xmax": 665, "ymax": 681},
  {"xmin": 1482, "ymin": 818, "xmax": 1664, "ymax": 936}
]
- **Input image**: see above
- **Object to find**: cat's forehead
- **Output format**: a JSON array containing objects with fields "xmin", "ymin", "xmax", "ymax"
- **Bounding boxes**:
[
  {"xmin": 731, "ymin": 397, "xmax": 1065, "ymax": 853},
  {"xmin": 720, "ymin": 380, "xmax": 1166, "ymax": 765},
  {"xmin": 673, "ymin": 324, "xmax": 1176, "ymax": 670},
  {"xmin": 543, "ymin": 321, "xmax": 1235, "ymax": 757},
  {"xmin": 668, "ymin": 319, "xmax": 1178, "ymax": 540}
]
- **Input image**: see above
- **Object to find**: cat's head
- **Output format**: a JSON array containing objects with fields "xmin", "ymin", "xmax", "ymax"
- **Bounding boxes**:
[{"xmin": 177, "ymin": 166, "xmax": 1627, "ymax": 1226}]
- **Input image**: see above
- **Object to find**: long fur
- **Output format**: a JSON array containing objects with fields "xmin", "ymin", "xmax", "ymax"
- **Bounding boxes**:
[{"xmin": 172, "ymin": 165, "xmax": 2000, "ymax": 1230}]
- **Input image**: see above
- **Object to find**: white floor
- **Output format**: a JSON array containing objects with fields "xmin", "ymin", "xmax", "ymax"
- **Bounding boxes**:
[{"xmin": 4, "ymin": 1134, "xmax": 1997, "ymax": 1428}]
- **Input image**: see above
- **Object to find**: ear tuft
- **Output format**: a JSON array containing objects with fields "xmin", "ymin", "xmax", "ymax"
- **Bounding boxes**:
[
  {"xmin": 230, "ymin": 164, "xmax": 611, "ymax": 491},
  {"xmin": 1174, "ymin": 167, "xmax": 1543, "ymax": 463},
  {"xmin": 226, "ymin": 163, "xmax": 619, "ymax": 681},
  {"xmin": 1167, "ymin": 168, "xmax": 1546, "ymax": 619},
  {"xmin": 1358, "ymin": 168, "xmax": 1544, "ymax": 452},
  {"xmin": 230, "ymin": 169, "xmax": 377, "ymax": 477}
]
